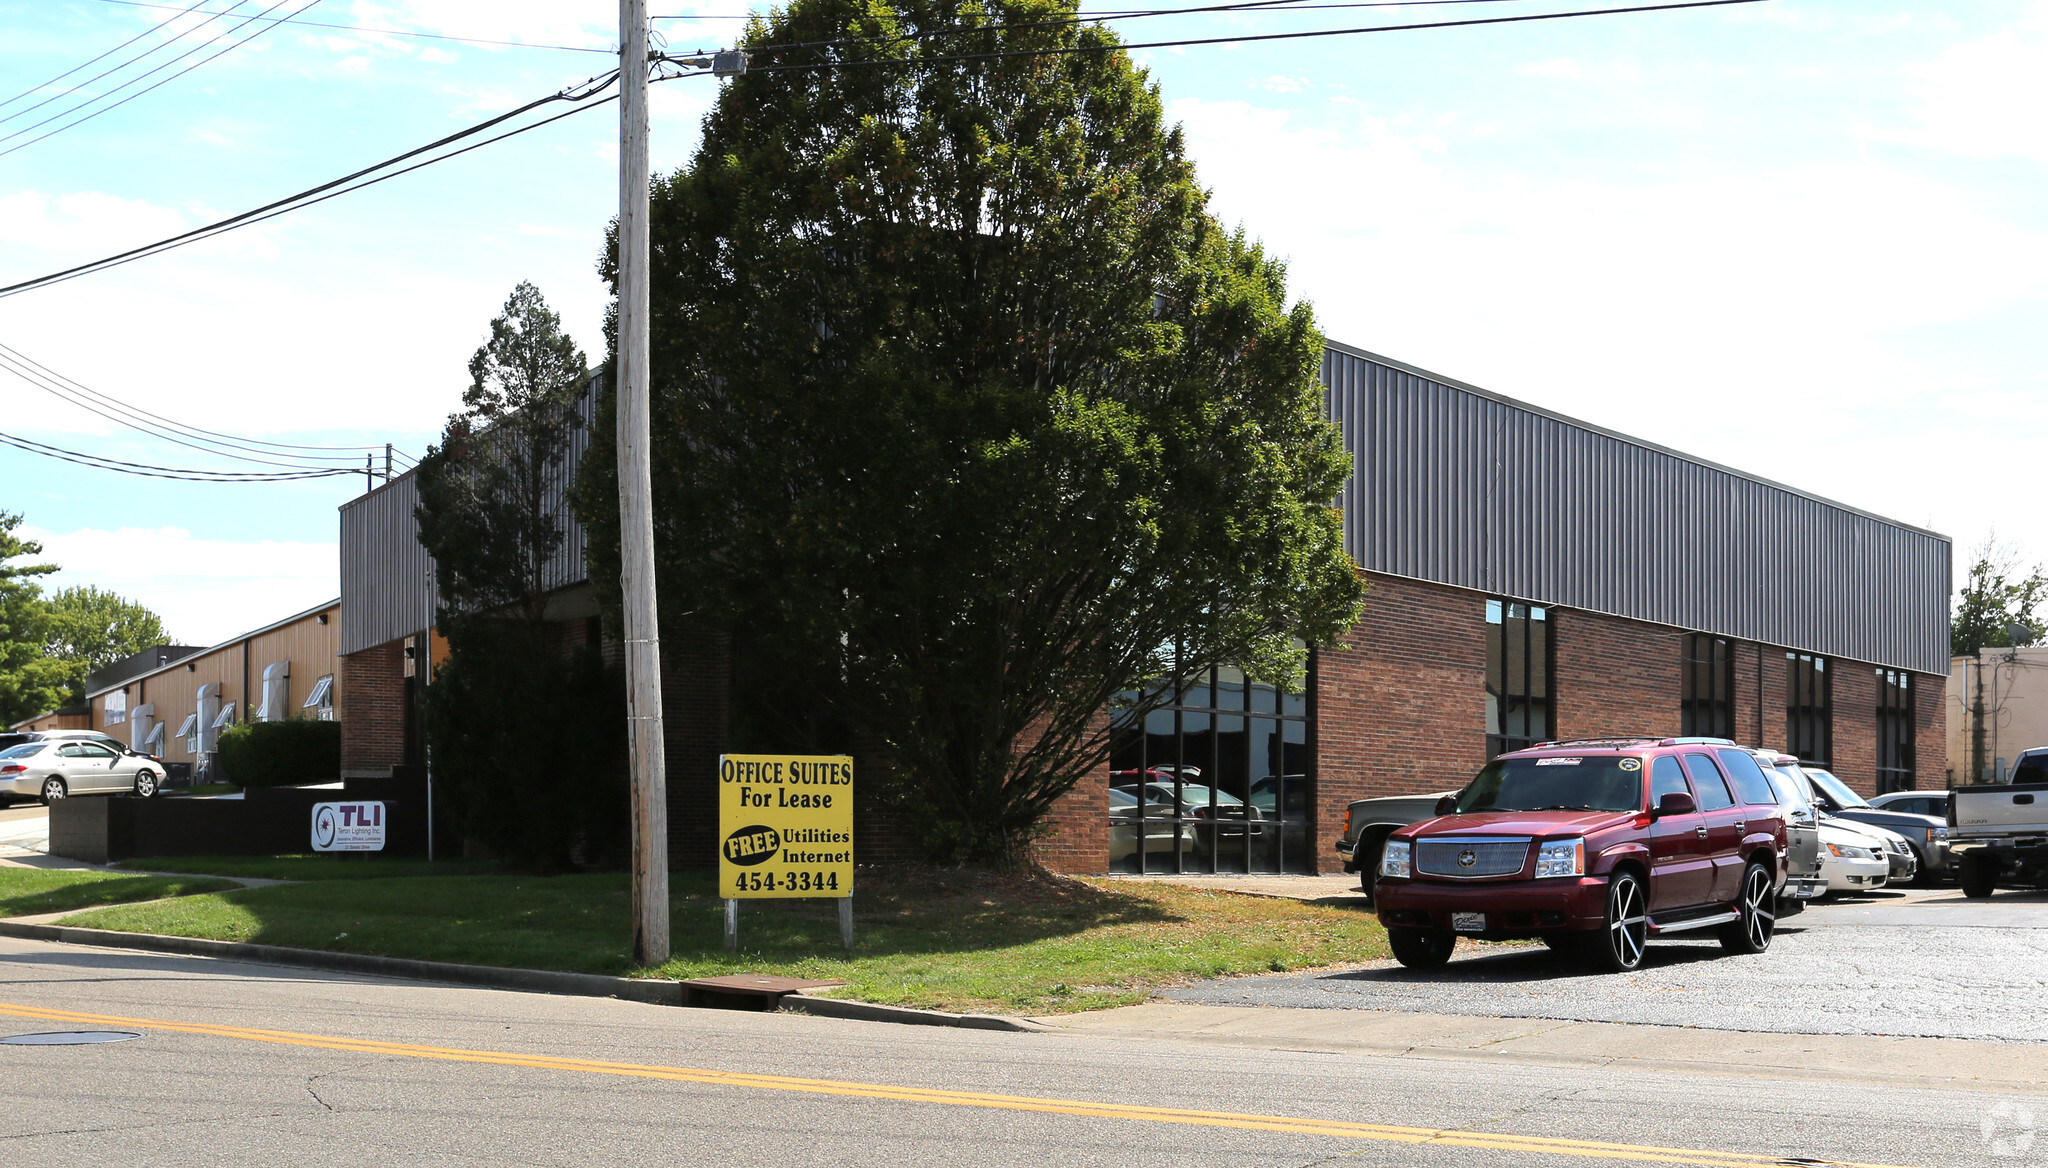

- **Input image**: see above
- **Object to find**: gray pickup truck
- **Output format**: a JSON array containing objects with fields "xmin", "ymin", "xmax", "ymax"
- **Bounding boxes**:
[
  {"xmin": 1334, "ymin": 790, "xmax": 1456, "ymax": 896},
  {"xmin": 1950, "ymin": 746, "xmax": 2048, "ymax": 898}
]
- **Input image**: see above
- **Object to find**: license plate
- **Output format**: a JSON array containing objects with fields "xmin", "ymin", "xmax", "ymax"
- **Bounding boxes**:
[{"xmin": 1451, "ymin": 912, "xmax": 1486, "ymax": 933}]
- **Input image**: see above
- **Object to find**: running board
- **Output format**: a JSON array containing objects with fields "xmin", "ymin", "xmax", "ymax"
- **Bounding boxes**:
[{"xmin": 1649, "ymin": 910, "xmax": 1738, "ymax": 934}]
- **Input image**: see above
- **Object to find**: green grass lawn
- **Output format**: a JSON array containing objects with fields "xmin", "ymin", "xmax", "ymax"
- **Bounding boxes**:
[
  {"xmin": 0, "ymin": 867, "xmax": 241, "ymax": 917},
  {"xmin": 61, "ymin": 869, "xmax": 1388, "ymax": 1014},
  {"xmin": 118, "ymin": 856, "xmax": 506, "ymax": 881}
]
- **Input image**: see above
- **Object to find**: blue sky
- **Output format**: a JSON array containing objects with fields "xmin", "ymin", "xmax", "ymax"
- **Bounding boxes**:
[{"xmin": 2, "ymin": 0, "xmax": 2044, "ymax": 643}]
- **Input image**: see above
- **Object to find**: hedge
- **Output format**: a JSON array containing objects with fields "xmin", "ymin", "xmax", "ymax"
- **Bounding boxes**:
[{"xmin": 214, "ymin": 719, "xmax": 341, "ymax": 788}]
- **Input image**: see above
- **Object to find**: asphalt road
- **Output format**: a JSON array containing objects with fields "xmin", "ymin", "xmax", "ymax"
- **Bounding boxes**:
[
  {"xmin": 0, "ymin": 935, "xmax": 2034, "ymax": 1167},
  {"xmin": 1169, "ymin": 887, "xmax": 2048, "ymax": 1043}
]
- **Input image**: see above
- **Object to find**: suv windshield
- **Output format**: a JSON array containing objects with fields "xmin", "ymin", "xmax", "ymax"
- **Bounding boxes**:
[
  {"xmin": 1455, "ymin": 756, "xmax": 1644, "ymax": 814},
  {"xmin": 1803, "ymin": 768, "xmax": 1870, "ymax": 810}
]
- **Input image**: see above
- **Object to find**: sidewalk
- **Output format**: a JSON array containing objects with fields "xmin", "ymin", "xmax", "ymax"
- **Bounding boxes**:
[
  {"xmin": 1036, "ymin": 1000, "xmax": 2048, "ymax": 1093},
  {"xmin": 1096, "ymin": 872, "xmax": 1368, "ymax": 905}
]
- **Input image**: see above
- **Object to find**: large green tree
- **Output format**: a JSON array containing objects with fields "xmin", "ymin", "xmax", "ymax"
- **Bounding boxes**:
[
  {"xmin": 577, "ymin": 0, "xmax": 1366, "ymax": 865},
  {"xmin": 416, "ymin": 282, "xmax": 626, "ymax": 870},
  {"xmin": 1954, "ymin": 537, "xmax": 2047, "ymax": 657},
  {"xmin": 0, "ymin": 512, "xmax": 65, "ymax": 724},
  {"xmin": 42, "ymin": 586, "xmax": 171, "ymax": 673},
  {"xmin": 0, "ymin": 519, "xmax": 175, "ymax": 723}
]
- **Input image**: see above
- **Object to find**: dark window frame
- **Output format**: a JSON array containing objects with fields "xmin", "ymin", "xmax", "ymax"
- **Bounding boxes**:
[
  {"xmin": 1486, "ymin": 598, "xmax": 1554, "ymax": 759},
  {"xmin": 1785, "ymin": 652, "xmax": 1832, "ymax": 768},
  {"xmin": 1876, "ymin": 669, "xmax": 1915, "ymax": 793},
  {"xmin": 1107, "ymin": 648, "xmax": 1313, "ymax": 875},
  {"xmin": 1681, "ymin": 633, "xmax": 1734, "ymax": 739}
]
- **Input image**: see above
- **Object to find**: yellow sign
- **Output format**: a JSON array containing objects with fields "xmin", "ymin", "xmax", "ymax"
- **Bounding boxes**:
[{"xmin": 717, "ymin": 754, "xmax": 854, "ymax": 898}]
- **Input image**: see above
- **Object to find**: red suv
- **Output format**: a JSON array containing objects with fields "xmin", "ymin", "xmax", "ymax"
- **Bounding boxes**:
[{"xmin": 1374, "ymin": 737, "xmax": 1788, "ymax": 972}]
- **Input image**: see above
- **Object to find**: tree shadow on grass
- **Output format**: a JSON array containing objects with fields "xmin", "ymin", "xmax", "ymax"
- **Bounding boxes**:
[{"xmin": 665, "ymin": 866, "xmax": 1184, "ymax": 962}]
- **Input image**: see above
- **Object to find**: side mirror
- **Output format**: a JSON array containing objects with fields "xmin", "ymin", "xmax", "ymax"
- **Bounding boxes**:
[
  {"xmin": 1653, "ymin": 791, "xmax": 1697, "ymax": 818},
  {"xmin": 1434, "ymin": 795, "xmax": 1458, "ymax": 816}
]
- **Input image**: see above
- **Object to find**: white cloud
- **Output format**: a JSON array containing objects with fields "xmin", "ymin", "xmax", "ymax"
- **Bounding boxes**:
[
  {"xmin": 23, "ymin": 526, "xmax": 337, "ymax": 646},
  {"xmin": 0, "ymin": 191, "xmax": 189, "ymax": 255},
  {"xmin": 1168, "ymin": 93, "xmax": 2048, "ymax": 549},
  {"xmin": 1256, "ymin": 75, "xmax": 1309, "ymax": 94},
  {"xmin": 1901, "ymin": 7, "xmax": 2048, "ymax": 163}
]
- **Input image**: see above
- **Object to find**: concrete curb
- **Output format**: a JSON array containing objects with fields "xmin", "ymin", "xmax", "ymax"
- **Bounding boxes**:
[
  {"xmin": 782, "ymin": 992, "xmax": 1046, "ymax": 1032},
  {"xmin": 0, "ymin": 921, "xmax": 1047, "ymax": 1032},
  {"xmin": 0, "ymin": 920, "xmax": 685, "ymax": 1005}
]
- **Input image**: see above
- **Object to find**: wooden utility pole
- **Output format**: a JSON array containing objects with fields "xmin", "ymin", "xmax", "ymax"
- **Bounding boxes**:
[{"xmin": 618, "ymin": 0, "xmax": 669, "ymax": 966}]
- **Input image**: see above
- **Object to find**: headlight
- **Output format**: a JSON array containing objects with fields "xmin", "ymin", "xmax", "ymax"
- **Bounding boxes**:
[
  {"xmin": 1933, "ymin": 827, "xmax": 1950, "ymax": 840},
  {"xmin": 1889, "ymin": 838, "xmax": 1911, "ymax": 855},
  {"xmin": 1826, "ymin": 842, "xmax": 1875, "ymax": 860},
  {"xmin": 1380, "ymin": 839, "xmax": 1411, "ymax": 878},
  {"xmin": 1534, "ymin": 838, "xmax": 1585, "ymax": 878}
]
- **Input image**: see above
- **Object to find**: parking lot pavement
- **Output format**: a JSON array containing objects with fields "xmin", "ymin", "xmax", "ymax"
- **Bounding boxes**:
[{"xmin": 1165, "ymin": 887, "xmax": 2048, "ymax": 1043}]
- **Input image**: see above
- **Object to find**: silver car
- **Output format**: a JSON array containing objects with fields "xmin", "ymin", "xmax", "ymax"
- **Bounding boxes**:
[{"xmin": 0, "ymin": 740, "xmax": 164, "ymax": 804}]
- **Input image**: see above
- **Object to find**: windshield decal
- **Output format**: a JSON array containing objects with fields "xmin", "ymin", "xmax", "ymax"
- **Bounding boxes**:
[
  {"xmin": 1535, "ymin": 758, "xmax": 1582, "ymax": 767},
  {"xmin": 1617, "ymin": 757, "xmax": 1641, "ymax": 771}
]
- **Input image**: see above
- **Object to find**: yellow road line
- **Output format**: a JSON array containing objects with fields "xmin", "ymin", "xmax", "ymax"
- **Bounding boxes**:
[{"xmin": 0, "ymin": 1000, "xmax": 1919, "ymax": 1168}]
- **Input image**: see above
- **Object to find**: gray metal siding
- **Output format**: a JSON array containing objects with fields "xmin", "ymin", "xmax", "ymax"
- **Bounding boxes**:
[
  {"xmin": 1321, "ymin": 343, "xmax": 1951, "ymax": 675},
  {"xmin": 340, "ymin": 376, "xmax": 598, "ymax": 656}
]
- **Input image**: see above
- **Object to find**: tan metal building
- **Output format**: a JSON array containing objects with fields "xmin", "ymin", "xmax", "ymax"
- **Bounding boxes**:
[
  {"xmin": 85, "ymin": 600, "xmax": 342, "ymax": 772},
  {"xmin": 1950, "ymin": 646, "xmax": 2048, "ymax": 785}
]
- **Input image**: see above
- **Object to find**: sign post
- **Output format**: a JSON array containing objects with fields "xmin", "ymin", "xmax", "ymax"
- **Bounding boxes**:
[{"xmin": 717, "ymin": 754, "xmax": 854, "ymax": 952}]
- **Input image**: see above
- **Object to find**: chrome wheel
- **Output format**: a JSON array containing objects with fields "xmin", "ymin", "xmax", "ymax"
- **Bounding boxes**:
[
  {"xmin": 1719, "ymin": 861, "xmax": 1776, "ymax": 955},
  {"xmin": 39, "ymin": 777, "xmax": 66, "ymax": 805},
  {"xmin": 133, "ymin": 771, "xmax": 158, "ymax": 799},
  {"xmin": 1584, "ymin": 871, "xmax": 1648, "ymax": 972}
]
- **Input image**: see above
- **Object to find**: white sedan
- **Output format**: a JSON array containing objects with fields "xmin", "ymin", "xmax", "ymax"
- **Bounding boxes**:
[
  {"xmin": 0, "ymin": 740, "xmax": 164, "ymax": 804},
  {"xmin": 1816, "ymin": 819, "xmax": 1890, "ymax": 894}
]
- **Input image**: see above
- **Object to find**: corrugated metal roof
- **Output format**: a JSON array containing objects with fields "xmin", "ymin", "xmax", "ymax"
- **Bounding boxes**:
[
  {"xmin": 1322, "ymin": 340, "xmax": 1952, "ymax": 674},
  {"xmin": 339, "ymin": 375, "xmax": 597, "ymax": 656}
]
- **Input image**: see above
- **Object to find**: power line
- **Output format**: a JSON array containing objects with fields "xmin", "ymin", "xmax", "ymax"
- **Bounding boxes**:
[
  {"xmin": 0, "ymin": 71, "xmax": 621, "ymax": 300},
  {"xmin": 0, "ymin": 0, "xmax": 246, "ymax": 129},
  {"xmin": 0, "ymin": 339, "xmax": 400, "ymax": 456},
  {"xmin": 0, "ymin": 344, "xmax": 394, "ymax": 470},
  {"xmin": 737, "ymin": 0, "xmax": 1549, "ymax": 59},
  {"xmin": 84, "ymin": 0, "xmax": 618, "ymax": 53},
  {"xmin": 745, "ymin": 0, "xmax": 1769, "ymax": 74},
  {"xmin": 0, "ymin": 0, "xmax": 322, "ymax": 160},
  {"xmin": 0, "ymin": 0, "xmax": 212, "ymax": 115},
  {"xmin": 0, "ymin": 429, "xmax": 358, "ymax": 482}
]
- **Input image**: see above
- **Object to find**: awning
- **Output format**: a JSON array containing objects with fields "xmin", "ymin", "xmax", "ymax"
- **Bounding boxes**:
[
  {"xmin": 302, "ymin": 675, "xmax": 333, "ymax": 709},
  {"xmin": 175, "ymin": 714, "xmax": 198, "ymax": 738},
  {"xmin": 144, "ymin": 721, "xmax": 165, "ymax": 748},
  {"xmin": 211, "ymin": 704, "xmax": 236, "ymax": 729}
]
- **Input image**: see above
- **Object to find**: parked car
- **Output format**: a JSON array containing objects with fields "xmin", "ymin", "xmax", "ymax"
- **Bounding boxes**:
[
  {"xmin": 0, "ymin": 739, "xmax": 165, "ymax": 804},
  {"xmin": 1869, "ymin": 790, "xmax": 1949, "ymax": 820},
  {"xmin": 1799, "ymin": 766, "xmax": 1949, "ymax": 883},
  {"xmin": 1814, "ymin": 818, "xmax": 1892, "ymax": 894},
  {"xmin": 1948, "ymin": 746, "xmax": 2048, "ymax": 898},
  {"xmin": 1375, "ymin": 737, "xmax": 1787, "ymax": 973},
  {"xmin": 1751, "ymin": 750, "xmax": 1826, "ymax": 913},
  {"xmin": 1334, "ymin": 789, "xmax": 1459, "ymax": 896},
  {"xmin": 1108, "ymin": 787, "xmax": 1195, "ymax": 870},
  {"xmin": 1113, "ymin": 781, "xmax": 1267, "ymax": 853}
]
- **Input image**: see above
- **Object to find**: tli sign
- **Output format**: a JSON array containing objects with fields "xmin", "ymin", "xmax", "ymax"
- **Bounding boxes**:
[{"xmin": 311, "ymin": 801, "xmax": 387, "ymax": 853}]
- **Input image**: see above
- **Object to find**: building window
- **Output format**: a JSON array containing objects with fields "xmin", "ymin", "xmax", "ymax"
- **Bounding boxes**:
[
  {"xmin": 303, "ymin": 675, "xmax": 336, "ymax": 722},
  {"xmin": 1681, "ymin": 634, "xmax": 1733, "ymax": 738},
  {"xmin": 1487, "ymin": 599, "xmax": 1550, "ymax": 758},
  {"xmin": 1108, "ymin": 650, "xmax": 1311, "ymax": 875},
  {"xmin": 175, "ymin": 714, "xmax": 199, "ymax": 754},
  {"xmin": 1786, "ymin": 652, "xmax": 1831, "ymax": 766},
  {"xmin": 104, "ymin": 689, "xmax": 128, "ymax": 727},
  {"xmin": 1876, "ymin": 669, "xmax": 1915, "ymax": 793}
]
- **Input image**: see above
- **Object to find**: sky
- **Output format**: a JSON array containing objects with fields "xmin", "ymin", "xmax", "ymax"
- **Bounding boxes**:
[{"xmin": 1, "ymin": 0, "xmax": 2044, "ymax": 644}]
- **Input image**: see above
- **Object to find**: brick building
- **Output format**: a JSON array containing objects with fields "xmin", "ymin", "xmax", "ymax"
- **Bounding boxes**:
[{"xmin": 342, "ymin": 344, "xmax": 1951, "ymax": 877}]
